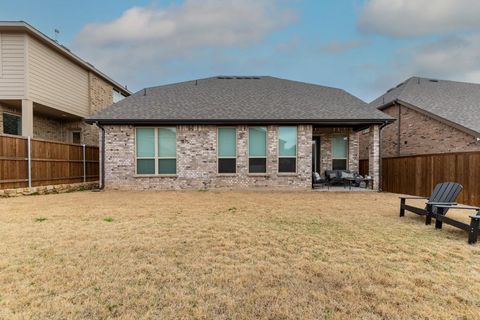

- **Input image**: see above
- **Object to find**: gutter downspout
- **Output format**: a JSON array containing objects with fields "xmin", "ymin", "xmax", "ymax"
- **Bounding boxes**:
[
  {"xmin": 96, "ymin": 122, "xmax": 106, "ymax": 190},
  {"xmin": 378, "ymin": 121, "xmax": 389, "ymax": 192}
]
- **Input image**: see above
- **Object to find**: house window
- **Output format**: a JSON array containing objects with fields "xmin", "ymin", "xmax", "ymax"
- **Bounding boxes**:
[
  {"xmin": 135, "ymin": 127, "xmax": 176, "ymax": 175},
  {"xmin": 2, "ymin": 113, "xmax": 21, "ymax": 136},
  {"xmin": 248, "ymin": 127, "xmax": 267, "ymax": 173},
  {"xmin": 332, "ymin": 134, "xmax": 348, "ymax": 170},
  {"xmin": 71, "ymin": 130, "xmax": 81, "ymax": 144},
  {"xmin": 113, "ymin": 89, "xmax": 126, "ymax": 103},
  {"xmin": 278, "ymin": 126, "xmax": 297, "ymax": 173},
  {"xmin": 158, "ymin": 128, "xmax": 176, "ymax": 174},
  {"xmin": 218, "ymin": 127, "xmax": 236, "ymax": 173}
]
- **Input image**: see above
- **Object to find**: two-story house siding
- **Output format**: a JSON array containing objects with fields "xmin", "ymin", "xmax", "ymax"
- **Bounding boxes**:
[{"xmin": 0, "ymin": 21, "xmax": 130, "ymax": 146}]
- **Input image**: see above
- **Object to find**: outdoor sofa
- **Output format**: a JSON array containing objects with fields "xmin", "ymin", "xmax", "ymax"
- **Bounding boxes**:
[{"xmin": 324, "ymin": 170, "xmax": 371, "ymax": 189}]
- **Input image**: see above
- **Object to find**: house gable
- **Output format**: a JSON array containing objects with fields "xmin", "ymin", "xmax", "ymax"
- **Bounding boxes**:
[{"xmin": 359, "ymin": 102, "xmax": 480, "ymax": 159}]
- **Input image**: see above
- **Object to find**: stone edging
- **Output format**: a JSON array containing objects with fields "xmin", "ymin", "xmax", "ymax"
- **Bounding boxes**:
[{"xmin": 0, "ymin": 182, "xmax": 99, "ymax": 198}]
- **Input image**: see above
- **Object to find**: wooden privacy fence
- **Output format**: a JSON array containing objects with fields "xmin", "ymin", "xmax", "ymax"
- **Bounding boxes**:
[
  {"xmin": 0, "ymin": 134, "xmax": 99, "ymax": 190},
  {"xmin": 359, "ymin": 151, "xmax": 480, "ymax": 206}
]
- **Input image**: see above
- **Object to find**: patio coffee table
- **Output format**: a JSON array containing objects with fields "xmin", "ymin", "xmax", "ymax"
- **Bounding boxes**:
[
  {"xmin": 344, "ymin": 177, "xmax": 357, "ymax": 190},
  {"xmin": 344, "ymin": 177, "xmax": 372, "ymax": 190}
]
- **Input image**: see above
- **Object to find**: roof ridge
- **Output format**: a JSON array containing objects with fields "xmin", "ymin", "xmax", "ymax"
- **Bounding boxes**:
[{"xmin": 139, "ymin": 75, "xmax": 349, "ymax": 94}]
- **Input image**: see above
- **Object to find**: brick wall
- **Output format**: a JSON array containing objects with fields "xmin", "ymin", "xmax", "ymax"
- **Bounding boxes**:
[
  {"xmin": 368, "ymin": 125, "xmax": 380, "ymax": 190},
  {"xmin": 103, "ymin": 124, "xmax": 313, "ymax": 190},
  {"xmin": 313, "ymin": 127, "xmax": 359, "ymax": 174},
  {"xmin": 82, "ymin": 73, "xmax": 115, "ymax": 146},
  {"xmin": 89, "ymin": 73, "xmax": 114, "ymax": 115},
  {"xmin": 359, "ymin": 103, "xmax": 480, "ymax": 159}
]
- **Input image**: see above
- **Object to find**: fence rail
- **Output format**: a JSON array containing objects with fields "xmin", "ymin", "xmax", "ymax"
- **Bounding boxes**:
[
  {"xmin": 359, "ymin": 151, "xmax": 480, "ymax": 206},
  {"xmin": 0, "ymin": 134, "xmax": 99, "ymax": 190}
]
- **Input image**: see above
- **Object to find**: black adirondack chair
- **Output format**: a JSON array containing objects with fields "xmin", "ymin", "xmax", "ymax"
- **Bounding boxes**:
[
  {"xmin": 431, "ymin": 204, "xmax": 480, "ymax": 244},
  {"xmin": 399, "ymin": 182, "xmax": 463, "ymax": 225}
]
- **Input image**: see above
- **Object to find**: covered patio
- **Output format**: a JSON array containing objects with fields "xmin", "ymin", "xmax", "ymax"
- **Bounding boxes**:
[{"xmin": 311, "ymin": 124, "xmax": 382, "ymax": 191}]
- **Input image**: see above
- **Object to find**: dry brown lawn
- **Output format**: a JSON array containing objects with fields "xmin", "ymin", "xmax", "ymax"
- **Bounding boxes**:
[{"xmin": 1, "ymin": 191, "xmax": 480, "ymax": 319}]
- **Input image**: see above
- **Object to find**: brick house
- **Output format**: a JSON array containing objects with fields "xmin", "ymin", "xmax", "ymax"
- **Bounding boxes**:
[
  {"xmin": 0, "ymin": 21, "xmax": 130, "ymax": 146},
  {"xmin": 87, "ymin": 76, "xmax": 393, "ymax": 191},
  {"xmin": 360, "ymin": 77, "xmax": 480, "ymax": 159}
]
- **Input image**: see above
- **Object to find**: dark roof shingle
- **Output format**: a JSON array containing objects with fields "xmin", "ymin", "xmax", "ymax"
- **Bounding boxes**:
[
  {"xmin": 371, "ymin": 76, "xmax": 480, "ymax": 135},
  {"xmin": 89, "ymin": 76, "xmax": 392, "ymax": 124}
]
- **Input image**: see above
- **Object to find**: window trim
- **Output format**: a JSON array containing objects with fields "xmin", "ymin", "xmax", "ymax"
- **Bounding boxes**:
[
  {"xmin": 331, "ymin": 133, "xmax": 349, "ymax": 170},
  {"xmin": 277, "ymin": 126, "xmax": 298, "ymax": 174},
  {"xmin": 247, "ymin": 126, "xmax": 268, "ymax": 173},
  {"xmin": 135, "ymin": 127, "xmax": 177, "ymax": 176},
  {"xmin": 2, "ymin": 111, "xmax": 22, "ymax": 136},
  {"xmin": 217, "ymin": 126, "xmax": 237, "ymax": 174}
]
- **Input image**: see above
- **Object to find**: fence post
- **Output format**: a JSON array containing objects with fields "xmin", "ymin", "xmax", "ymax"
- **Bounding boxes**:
[
  {"xmin": 27, "ymin": 136, "xmax": 32, "ymax": 188},
  {"xmin": 82, "ymin": 144, "xmax": 86, "ymax": 183}
]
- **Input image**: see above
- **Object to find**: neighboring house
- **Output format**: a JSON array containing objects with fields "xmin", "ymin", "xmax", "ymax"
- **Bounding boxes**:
[
  {"xmin": 0, "ymin": 21, "xmax": 130, "ymax": 145},
  {"xmin": 87, "ymin": 76, "xmax": 393, "ymax": 191},
  {"xmin": 360, "ymin": 77, "xmax": 480, "ymax": 159}
]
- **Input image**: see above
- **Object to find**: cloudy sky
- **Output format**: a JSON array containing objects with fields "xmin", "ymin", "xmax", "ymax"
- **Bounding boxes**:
[{"xmin": 1, "ymin": 0, "xmax": 479, "ymax": 101}]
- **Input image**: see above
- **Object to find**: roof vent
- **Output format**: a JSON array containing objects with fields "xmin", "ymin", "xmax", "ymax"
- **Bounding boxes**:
[{"xmin": 429, "ymin": 79, "xmax": 439, "ymax": 82}]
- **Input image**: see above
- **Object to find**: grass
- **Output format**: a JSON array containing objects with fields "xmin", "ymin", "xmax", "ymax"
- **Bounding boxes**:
[
  {"xmin": 0, "ymin": 191, "xmax": 479, "ymax": 319},
  {"xmin": 103, "ymin": 216, "xmax": 114, "ymax": 222}
]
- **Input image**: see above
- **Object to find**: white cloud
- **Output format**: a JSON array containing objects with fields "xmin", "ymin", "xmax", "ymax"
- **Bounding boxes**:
[
  {"xmin": 366, "ymin": 34, "xmax": 480, "ymax": 101},
  {"xmin": 411, "ymin": 35, "xmax": 480, "ymax": 82},
  {"xmin": 319, "ymin": 39, "xmax": 369, "ymax": 54},
  {"xmin": 72, "ymin": 0, "xmax": 297, "ymax": 89},
  {"xmin": 358, "ymin": 0, "xmax": 480, "ymax": 37}
]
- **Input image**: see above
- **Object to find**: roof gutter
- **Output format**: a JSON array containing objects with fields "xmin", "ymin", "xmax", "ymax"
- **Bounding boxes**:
[
  {"xmin": 96, "ymin": 122, "xmax": 106, "ymax": 190},
  {"xmin": 86, "ymin": 118, "xmax": 395, "ymax": 126}
]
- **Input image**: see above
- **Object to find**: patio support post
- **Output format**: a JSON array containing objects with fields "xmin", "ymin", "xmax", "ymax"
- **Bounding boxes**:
[
  {"xmin": 368, "ymin": 124, "xmax": 380, "ymax": 190},
  {"xmin": 21, "ymin": 99, "xmax": 34, "ymax": 137}
]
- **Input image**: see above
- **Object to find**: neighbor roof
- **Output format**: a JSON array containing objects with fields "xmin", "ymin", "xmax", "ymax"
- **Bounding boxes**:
[
  {"xmin": 87, "ymin": 76, "xmax": 393, "ymax": 126},
  {"xmin": 371, "ymin": 76, "xmax": 480, "ymax": 136},
  {"xmin": 0, "ymin": 21, "xmax": 131, "ymax": 95}
]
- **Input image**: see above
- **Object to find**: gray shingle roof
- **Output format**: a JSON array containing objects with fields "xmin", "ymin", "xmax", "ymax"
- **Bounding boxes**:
[
  {"xmin": 371, "ymin": 76, "xmax": 480, "ymax": 135},
  {"xmin": 88, "ymin": 76, "xmax": 392, "ymax": 125}
]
